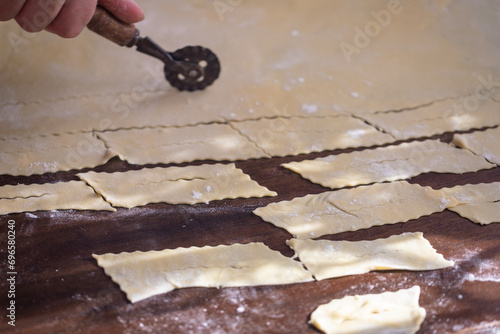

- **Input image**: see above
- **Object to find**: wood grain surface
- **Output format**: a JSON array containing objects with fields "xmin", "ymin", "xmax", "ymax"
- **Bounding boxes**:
[{"xmin": 1, "ymin": 131, "xmax": 499, "ymax": 333}]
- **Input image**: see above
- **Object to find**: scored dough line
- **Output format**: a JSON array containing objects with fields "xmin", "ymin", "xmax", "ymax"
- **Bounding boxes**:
[
  {"xmin": 227, "ymin": 121, "xmax": 274, "ymax": 157},
  {"xmin": 77, "ymin": 176, "xmax": 117, "ymax": 209},
  {"xmin": 351, "ymin": 114, "xmax": 396, "ymax": 140},
  {"xmin": 365, "ymin": 94, "xmax": 465, "ymax": 115},
  {"xmin": 0, "ymin": 193, "xmax": 51, "ymax": 201},
  {"xmin": 451, "ymin": 129, "xmax": 500, "ymax": 166}
]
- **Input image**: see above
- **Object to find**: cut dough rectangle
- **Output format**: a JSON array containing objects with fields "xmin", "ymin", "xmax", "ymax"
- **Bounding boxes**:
[
  {"xmin": 453, "ymin": 127, "xmax": 500, "ymax": 165},
  {"xmin": 0, "ymin": 180, "xmax": 115, "ymax": 215},
  {"xmin": 253, "ymin": 181, "xmax": 458, "ymax": 239},
  {"xmin": 78, "ymin": 163, "xmax": 277, "ymax": 208},
  {"xmin": 96, "ymin": 123, "xmax": 269, "ymax": 165},
  {"xmin": 361, "ymin": 98, "xmax": 500, "ymax": 140},
  {"xmin": 93, "ymin": 242, "xmax": 314, "ymax": 303},
  {"xmin": 0, "ymin": 132, "xmax": 115, "ymax": 176},
  {"xmin": 229, "ymin": 115, "xmax": 394, "ymax": 157},
  {"xmin": 282, "ymin": 139, "xmax": 494, "ymax": 189},
  {"xmin": 441, "ymin": 182, "xmax": 500, "ymax": 225},
  {"xmin": 310, "ymin": 286, "xmax": 426, "ymax": 334},
  {"xmin": 287, "ymin": 232, "xmax": 454, "ymax": 280}
]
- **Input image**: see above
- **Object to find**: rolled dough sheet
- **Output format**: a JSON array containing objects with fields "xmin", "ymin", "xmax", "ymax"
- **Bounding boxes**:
[
  {"xmin": 96, "ymin": 123, "xmax": 269, "ymax": 165},
  {"xmin": 93, "ymin": 242, "xmax": 314, "ymax": 303},
  {"xmin": 2, "ymin": 1, "xmax": 500, "ymax": 139},
  {"xmin": 452, "ymin": 127, "xmax": 500, "ymax": 165},
  {"xmin": 287, "ymin": 232, "xmax": 454, "ymax": 280},
  {"xmin": 282, "ymin": 139, "xmax": 495, "ymax": 189},
  {"xmin": 229, "ymin": 115, "xmax": 394, "ymax": 157},
  {"xmin": 253, "ymin": 181, "xmax": 459, "ymax": 239},
  {"xmin": 361, "ymin": 98, "xmax": 500, "ymax": 140},
  {"xmin": 0, "ymin": 132, "xmax": 115, "ymax": 176},
  {"xmin": 0, "ymin": 181, "xmax": 115, "ymax": 215},
  {"xmin": 310, "ymin": 286, "xmax": 426, "ymax": 334},
  {"xmin": 78, "ymin": 163, "xmax": 276, "ymax": 207},
  {"xmin": 441, "ymin": 182, "xmax": 500, "ymax": 225}
]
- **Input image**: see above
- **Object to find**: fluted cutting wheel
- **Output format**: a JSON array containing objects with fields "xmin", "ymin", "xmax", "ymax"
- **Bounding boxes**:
[{"xmin": 165, "ymin": 46, "xmax": 221, "ymax": 91}]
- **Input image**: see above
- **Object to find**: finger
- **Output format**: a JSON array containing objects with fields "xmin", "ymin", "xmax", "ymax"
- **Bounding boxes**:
[
  {"xmin": 0, "ymin": 0, "xmax": 26, "ymax": 22},
  {"xmin": 45, "ymin": 0, "xmax": 98, "ymax": 38},
  {"xmin": 14, "ymin": 0, "xmax": 65, "ymax": 33},
  {"xmin": 98, "ymin": 0, "xmax": 144, "ymax": 24}
]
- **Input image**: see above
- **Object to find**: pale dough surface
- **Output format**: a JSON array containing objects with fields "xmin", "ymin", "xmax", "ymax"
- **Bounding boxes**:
[
  {"xmin": 0, "ymin": 181, "xmax": 115, "ymax": 215},
  {"xmin": 287, "ymin": 232, "xmax": 453, "ymax": 280},
  {"xmin": 230, "ymin": 115, "xmax": 394, "ymax": 157},
  {"xmin": 96, "ymin": 123, "xmax": 269, "ymax": 165},
  {"xmin": 0, "ymin": 132, "xmax": 115, "ymax": 176},
  {"xmin": 453, "ymin": 127, "xmax": 500, "ymax": 165},
  {"xmin": 310, "ymin": 286, "xmax": 426, "ymax": 334},
  {"xmin": 361, "ymin": 98, "xmax": 500, "ymax": 140},
  {"xmin": 1, "ymin": 1, "xmax": 500, "ymax": 139},
  {"xmin": 442, "ymin": 182, "xmax": 500, "ymax": 225},
  {"xmin": 93, "ymin": 242, "xmax": 313, "ymax": 303},
  {"xmin": 78, "ymin": 163, "xmax": 276, "ymax": 207},
  {"xmin": 253, "ymin": 181, "xmax": 458, "ymax": 239},
  {"xmin": 282, "ymin": 139, "xmax": 495, "ymax": 189},
  {"xmin": 0, "ymin": 1, "xmax": 499, "ymax": 177}
]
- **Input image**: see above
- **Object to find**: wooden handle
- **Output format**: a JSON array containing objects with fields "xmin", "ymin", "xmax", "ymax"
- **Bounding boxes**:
[{"xmin": 87, "ymin": 6, "xmax": 139, "ymax": 47}]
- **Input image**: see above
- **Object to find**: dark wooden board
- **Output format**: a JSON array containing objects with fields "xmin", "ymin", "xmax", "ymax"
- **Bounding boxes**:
[{"xmin": 1, "ymin": 133, "xmax": 499, "ymax": 333}]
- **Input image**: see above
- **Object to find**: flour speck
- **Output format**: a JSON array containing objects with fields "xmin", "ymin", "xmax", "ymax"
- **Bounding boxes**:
[
  {"xmin": 301, "ymin": 103, "xmax": 318, "ymax": 114},
  {"xmin": 191, "ymin": 191, "xmax": 203, "ymax": 200}
]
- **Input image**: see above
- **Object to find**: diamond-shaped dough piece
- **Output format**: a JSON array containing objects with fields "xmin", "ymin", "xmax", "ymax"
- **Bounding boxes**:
[
  {"xmin": 78, "ymin": 163, "xmax": 276, "ymax": 207},
  {"xmin": 253, "ymin": 181, "xmax": 458, "ymax": 239},
  {"xmin": 310, "ymin": 286, "xmax": 426, "ymax": 334},
  {"xmin": 362, "ymin": 98, "xmax": 500, "ymax": 140},
  {"xmin": 93, "ymin": 242, "xmax": 314, "ymax": 303},
  {"xmin": 96, "ymin": 123, "xmax": 269, "ymax": 165},
  {"xmin": 453, "ymin": 127, "xmax": 500, "ymax": 165},
  {"xmin": 230, "ymin": 115, "xmax": 394, "ymax": 157},
  {"xmin": 441, "ymin": 182, "xmax": 500, "ymax": 225},
  {"xmin": 0, "ymin": 181, "xmax": 115, "ymax": 215},
  {"xmin": 282, "ymin": 140, "xmax": 494, "ymax": 189},
  {"xmin": 287, "ymin": 232, "xmax": 453, "ymax": 280},
  {"xmin": 0, "ymin": 132, "xmax": 115, "ymax": 176}
]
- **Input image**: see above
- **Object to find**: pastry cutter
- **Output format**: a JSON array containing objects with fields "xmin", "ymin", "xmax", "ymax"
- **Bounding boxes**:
[{"xmin": 87, "ymin": 6, "xmax": 221, "ymax": 91}]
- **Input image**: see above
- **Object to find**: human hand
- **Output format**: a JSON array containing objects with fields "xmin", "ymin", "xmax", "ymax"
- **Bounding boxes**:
[{"xmin": 0, "ymin": 0, "xmax": 144, "ymax": 38}]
